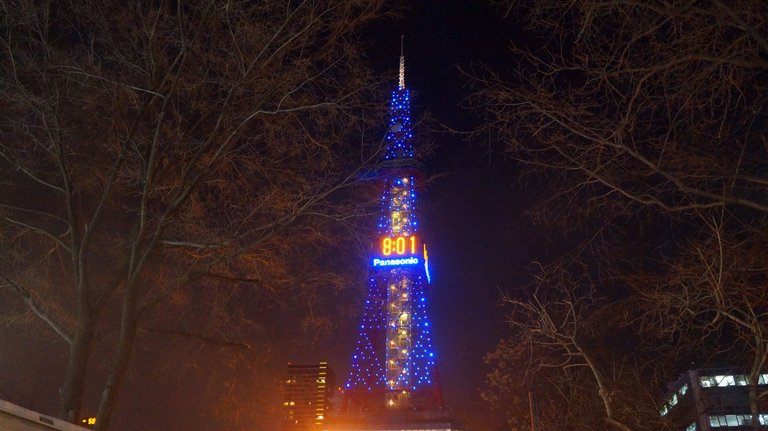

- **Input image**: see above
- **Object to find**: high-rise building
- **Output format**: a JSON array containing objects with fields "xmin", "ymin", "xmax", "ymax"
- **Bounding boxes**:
[
  {"xmin": 660, "ymin": 368, "xmax": 768, "ymax": 430},
  {"xmin": 326, "ymin": 46, "xmax": 459, "ymax": 431},
  {"xmin": 283, "ymin": 362, "xmax": 336, "ymax": 431}
]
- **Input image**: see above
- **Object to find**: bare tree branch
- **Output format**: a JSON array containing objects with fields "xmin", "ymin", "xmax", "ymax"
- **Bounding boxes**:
[{"xmin": 1, "ymin": 276, "xmax": 72, "ymax": 345}]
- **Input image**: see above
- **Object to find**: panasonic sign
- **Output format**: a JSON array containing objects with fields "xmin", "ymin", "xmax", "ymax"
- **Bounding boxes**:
[{"xmin": 372, "ymin": 257, "xmax": 420, "ymax": 267}]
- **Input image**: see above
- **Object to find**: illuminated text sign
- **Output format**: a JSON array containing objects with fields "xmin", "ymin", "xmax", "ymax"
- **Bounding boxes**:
[{"xmin": 372, "ymin": 257, "xmax": 420, "ymax": 267}]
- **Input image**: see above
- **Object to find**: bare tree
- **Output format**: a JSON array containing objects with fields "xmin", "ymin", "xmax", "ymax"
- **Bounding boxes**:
[
  {"xmin": 473, "ymin": 0, "xmax": 768, "ymax": 429},
  {"xmin": 0, "ymin": 1, "xmax": 392, "ymax": 429},
  {"xmin": 484, "ymin": 263, "xmax": 674, "ymax": 431}
]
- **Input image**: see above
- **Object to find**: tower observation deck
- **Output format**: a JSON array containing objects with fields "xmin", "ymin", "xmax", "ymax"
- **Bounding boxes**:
[{"xmin": 327, "ymin": 45, "xmax": 459, "ymax": 431}]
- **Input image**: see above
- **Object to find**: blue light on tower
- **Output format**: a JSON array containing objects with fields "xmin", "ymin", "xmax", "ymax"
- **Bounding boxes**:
[{"xmin": 342, "ymin": 48, "xmax": 440, "ymax": 412}]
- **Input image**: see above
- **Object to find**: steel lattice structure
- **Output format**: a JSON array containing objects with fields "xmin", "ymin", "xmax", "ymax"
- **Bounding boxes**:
[{"xmin": 343, "ymin": 53, "xmax": 441, "ymax": 413}]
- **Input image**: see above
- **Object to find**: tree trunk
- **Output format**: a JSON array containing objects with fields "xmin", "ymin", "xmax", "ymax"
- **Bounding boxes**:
[
  {"xmin": 748, "ymin": 341, "xmax": 766, "ymax": 431},
  {"xmin": 94, "ymin": 284, "xmax": 139, "ymax": 431},
  {"xmin": 749, "ymin": 381, "xmax": 759, "ymax": 431},
  {"xmin": 93, "ymin": 324, "xmax": 136, "ymax": 431},
  {"xmin": 60, "ymin": 313, "xmax": 94, "ymax": 422},
  {"xmin": 574, "ymin": 339, "xmax": 635, "ymax": 431}
]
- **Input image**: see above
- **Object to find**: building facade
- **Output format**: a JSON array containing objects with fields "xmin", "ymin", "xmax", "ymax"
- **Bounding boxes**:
[
  {"xmin": 661, "ymin": 368, "xmax": 768, "ymax": 430},
  {"xmin": 0, "ymin": 399, "xmax": 90, "ymax": 431},
  {"xmin": 327, "ymin": 49, "xmax": 459, "ymax": 431},
  {"xmin": 283, "ymin": 362, "xmax": 336, "ymax": 431}
]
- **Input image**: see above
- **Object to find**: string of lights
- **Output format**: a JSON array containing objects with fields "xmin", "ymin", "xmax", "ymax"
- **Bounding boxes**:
[{"xmin": 344, "ymin": 53, "xmax": 437, "ymax": 409}]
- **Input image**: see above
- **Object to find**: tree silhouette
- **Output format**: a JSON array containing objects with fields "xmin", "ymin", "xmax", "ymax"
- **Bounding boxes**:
[
  {"xmin": 0, "ymin": 1, "xmax": 391, "ymax": 429},
  {"xmin": 474, "ymin": 1, "xmax": 768, "ymax": 429}
]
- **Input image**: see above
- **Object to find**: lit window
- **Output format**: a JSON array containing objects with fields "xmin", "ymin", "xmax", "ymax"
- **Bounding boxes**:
[
  {"xmin": 700, "ymin": 376, "xmax": 711, "ymax": 387},
  {"xmin": 659, "ymin": 404, "xmax": 668, "ymax": 416},
  {"xmin": 699, "ymin": 376, "xmax": 716, "ymax": 387},
  {"xmin": 700, "ymin": 374, "xmax": 750, "ymax": 388},
  {"xmin": 685, "ymin": 423, "xmax": 696, "ymax": 431},
  {"xmin": 709, "ymin": 414, "xmax": 752, "ymax": 427}
]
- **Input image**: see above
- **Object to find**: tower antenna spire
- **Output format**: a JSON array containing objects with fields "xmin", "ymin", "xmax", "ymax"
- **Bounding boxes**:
[{"xmin": 399, "ymin": 35, "xmax": 405, "ymax": 90}]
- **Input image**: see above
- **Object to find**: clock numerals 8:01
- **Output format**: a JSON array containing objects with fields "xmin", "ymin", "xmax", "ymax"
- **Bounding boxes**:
[{"xmin": 381, "ymin": 236, "xmax": 417, "ymax": 256}]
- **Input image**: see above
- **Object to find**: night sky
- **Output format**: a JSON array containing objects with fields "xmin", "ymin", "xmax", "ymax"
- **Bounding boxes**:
[
  {"xmin": 282, "ymin": 2, "xmax": 534, "ymax": 430},
  {"xmin": 5, "ymin": 2, "xmax": 766, "ymax": 430}
]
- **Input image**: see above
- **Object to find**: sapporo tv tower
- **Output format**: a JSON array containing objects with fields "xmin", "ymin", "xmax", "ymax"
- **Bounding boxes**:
[{"xmin": 327, "ymin": 42, "xmax": 459, "ymax": 431}]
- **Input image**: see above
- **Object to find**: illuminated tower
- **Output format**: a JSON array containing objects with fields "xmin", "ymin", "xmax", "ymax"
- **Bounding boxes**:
[{"xmin": 341, "ymin": 47, "xmax": 442, "ymax": 416}]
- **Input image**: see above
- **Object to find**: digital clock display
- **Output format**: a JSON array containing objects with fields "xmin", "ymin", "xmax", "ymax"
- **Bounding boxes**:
[
  {"xmin": 371, "ymin": 235, "xmax": 423, "ymax": 268},
  {"xmin": 378, "ymin": 235, "xmax": 420, "ymax": 257}
]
